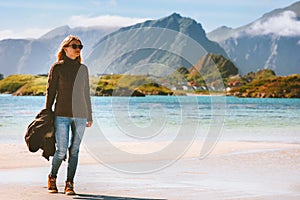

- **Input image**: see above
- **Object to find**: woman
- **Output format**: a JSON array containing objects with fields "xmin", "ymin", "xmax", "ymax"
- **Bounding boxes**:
[{"xmin": 46, "ymin": 35, "xmax": 93, "ymax": 195}]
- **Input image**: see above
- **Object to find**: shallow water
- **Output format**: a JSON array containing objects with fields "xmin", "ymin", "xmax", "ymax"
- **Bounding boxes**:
[{"xmin": 0, "ymin": 94, "xmax": 299, "ymax": 144}]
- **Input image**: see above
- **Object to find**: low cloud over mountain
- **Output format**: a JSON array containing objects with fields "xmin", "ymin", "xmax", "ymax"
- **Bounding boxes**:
[{"xmin": 244, "ymin": 11, "xmax": 300, "ymax": 37}]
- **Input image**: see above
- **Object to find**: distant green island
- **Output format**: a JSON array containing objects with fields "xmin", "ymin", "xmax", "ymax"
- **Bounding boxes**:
[
  {"xmin": 1, "ymin": 54, "xmax": 299, "ymax": 98},
  {"xmin": 0, "ymin": 73, "xmax": 173, "ymax": 97},
  {"xmin": 1, "ymin": 70, "xmax": 299, "ymax": 98},
  {"xmin": 226, "ymin": 69, "xmax": 300, "ymax": 98}
]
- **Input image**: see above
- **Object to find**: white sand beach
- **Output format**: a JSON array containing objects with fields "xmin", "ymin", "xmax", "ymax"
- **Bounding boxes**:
[{"xmin": 0, "ymin": 139, "xmax": 300, "ymax": 200}]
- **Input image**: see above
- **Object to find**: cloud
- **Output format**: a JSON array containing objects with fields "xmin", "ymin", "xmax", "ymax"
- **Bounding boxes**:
[
  {"xmin": 245, "ymin": 11, "xmax": 300, "ymax": 36},
  {"xmin": 0, "ymin": 14, "xmax": 152, "ymax": 40},
  {"xmin": 68, "ymin": 15, "xmax": 152, "ymax": 28},
  {"xmin": 0, "ymin": 28, "xmax": 49, "ymax": 40}
]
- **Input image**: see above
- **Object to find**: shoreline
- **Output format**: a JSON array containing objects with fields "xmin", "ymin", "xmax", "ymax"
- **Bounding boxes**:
[
  {"xmin": 2, "ymin": 139, "xmax": 299, "ymax": 169},
  {"xmin": 2, "ymin": 93, "xmax": 300, "ymax": 99},
  {"xmin": 1, "ymin": 140, "xmax": 300, "ymax": 199}
]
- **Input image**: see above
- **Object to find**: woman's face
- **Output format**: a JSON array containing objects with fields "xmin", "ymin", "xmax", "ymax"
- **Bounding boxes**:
[{"xmin": 64, "ymin": 40, "xmax": 82, "ymax": 60}]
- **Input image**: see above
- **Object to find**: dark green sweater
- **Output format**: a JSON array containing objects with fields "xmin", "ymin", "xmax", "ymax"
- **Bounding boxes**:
[{"xmin": 46, "ymin": 56, "xmax": 92, "ymax": 121}]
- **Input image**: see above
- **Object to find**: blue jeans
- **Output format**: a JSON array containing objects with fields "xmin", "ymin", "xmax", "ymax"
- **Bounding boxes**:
[{"xmin": 50, "ymin": 116, "xmax": 86, "ymax": 182}]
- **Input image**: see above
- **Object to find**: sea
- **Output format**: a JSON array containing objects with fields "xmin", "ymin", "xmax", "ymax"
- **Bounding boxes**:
[{"xmin": 0, "ymin": 94, "xmax": 300, "ymax": 145}]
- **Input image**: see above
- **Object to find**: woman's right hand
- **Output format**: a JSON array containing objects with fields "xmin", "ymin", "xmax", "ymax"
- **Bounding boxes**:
[{"xmin": 86, "ymin": 121, "xmax": 93, "ymax": 127}]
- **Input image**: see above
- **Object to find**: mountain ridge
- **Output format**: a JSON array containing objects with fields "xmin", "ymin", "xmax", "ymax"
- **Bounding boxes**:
[
  {"xmin": 86, "ymin": 12, "xmax": 228, "ymax": 75},
  {"xmin": 208, "ymin": 1, "xmax": 300, "ymax": 41},
  {"xmin": 0, "ymin": 13, "xmax": 227, "ymax": 76},
  {"xmin": 0, "ymin": 26, "xmax": 119, "ymax": 76},
  {"xmin": 207, "ymin": 1, "xmax": 300, "ymax": 75}
]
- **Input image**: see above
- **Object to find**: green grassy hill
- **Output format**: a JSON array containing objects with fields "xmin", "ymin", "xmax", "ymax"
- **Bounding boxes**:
[
  {"xmin": 0, "ymin": 74, "xmax": 173, "ymax": 96},
  {"xmin": 0, "ymin": 74, "xmax": 46, "ymax": 95},
  {"xmin": 227, "ymin": 69, "xmax": 300, "ymax": 98}
]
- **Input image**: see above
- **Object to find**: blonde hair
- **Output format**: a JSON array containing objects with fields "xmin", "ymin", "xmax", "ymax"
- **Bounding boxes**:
[{"xmin": 57, "ymin": 35, "xmax": 82, "ymax": 63}]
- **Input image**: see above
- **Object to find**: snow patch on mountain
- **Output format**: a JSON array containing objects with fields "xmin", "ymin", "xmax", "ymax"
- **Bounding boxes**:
[{"xmin": 264, "ymin": 36, "xmax": 279, "ymax": 70}]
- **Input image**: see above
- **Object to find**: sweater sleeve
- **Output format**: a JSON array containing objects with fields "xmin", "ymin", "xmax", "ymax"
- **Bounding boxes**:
[
  {"xmin": 45, "ymin": 64, "xmax": 58, "ymax": 110},
  {"xmin": 84, "ymin": 66, "xmax": 93, "ymax": 122}
]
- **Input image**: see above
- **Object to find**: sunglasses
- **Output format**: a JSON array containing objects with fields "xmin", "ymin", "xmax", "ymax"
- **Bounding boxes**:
[{"xmin": 67, "ymin": 44, "xmax": 83, "ymax": 50}]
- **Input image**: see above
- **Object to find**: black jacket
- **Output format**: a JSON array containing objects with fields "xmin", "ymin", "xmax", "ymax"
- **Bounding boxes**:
[{"xmin": 24, "ymin": 108, "xmax": 55, "ymax": 160}]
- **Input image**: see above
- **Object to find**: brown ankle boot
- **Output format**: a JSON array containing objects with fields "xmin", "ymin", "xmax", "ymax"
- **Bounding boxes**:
[
  {"xmin": 48, "ymin": 175, "xmax": 58, "ymax": 193},
  {"xmin": 64, "ymin": 181, "xmax": 76, "ymax": 195}
]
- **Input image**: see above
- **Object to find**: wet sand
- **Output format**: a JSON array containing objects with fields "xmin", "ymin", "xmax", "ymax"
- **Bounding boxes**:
[{"xmin": 0, "ymin": 140, "xmax": 300, "ymax": 200}]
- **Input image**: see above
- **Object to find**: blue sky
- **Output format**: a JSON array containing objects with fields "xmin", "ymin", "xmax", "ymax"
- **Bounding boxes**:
[{"xmin": 0, "ymin": 0, "xmax": 297, "ymax": 39}]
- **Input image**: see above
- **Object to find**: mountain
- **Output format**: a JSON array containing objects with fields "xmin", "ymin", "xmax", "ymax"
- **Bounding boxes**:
[
  {"xmin": 85, "ymin": 13, "xmax": 228, "ymax": 76},
  {"xmin": 206, "ymin": 26, "xmax": 236, "ymax": 42},
  {"xmin": 207, "ymin": 1, "xmax": 300, "ymax": 75},
  {"xmin": 0, "ymin": 26, "xmax": 118, "ymax": 76},
  {"xmin": 190, "ymin": 53, "xmax": 238, "ymax": 79},
  {"xmin": 0, "ymin": 13, "xmax": 227, "ymax": 77}
]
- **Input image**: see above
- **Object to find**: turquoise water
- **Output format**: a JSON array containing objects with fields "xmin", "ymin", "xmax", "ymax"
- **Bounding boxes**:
[{"xmin": 0, "ymin": 94, "xmax": 300, "ymax": 144}]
